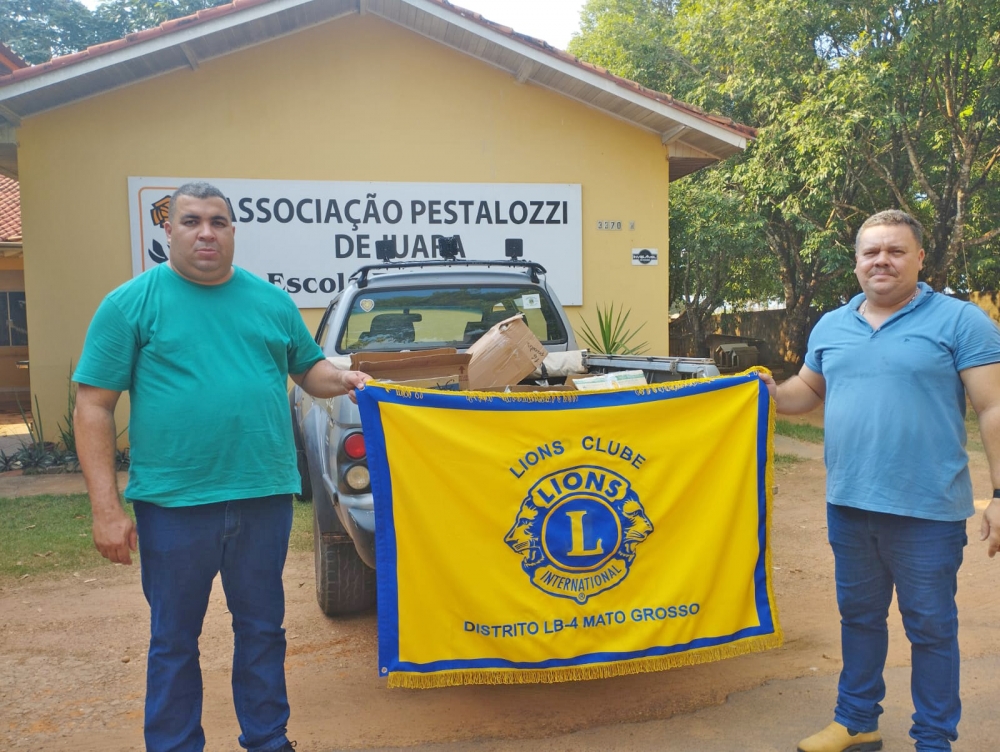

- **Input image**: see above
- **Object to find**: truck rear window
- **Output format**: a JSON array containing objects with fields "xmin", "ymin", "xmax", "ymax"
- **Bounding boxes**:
[{"xmin": 335, "ymin": 285, "xmax": 568, "ymax": 352}]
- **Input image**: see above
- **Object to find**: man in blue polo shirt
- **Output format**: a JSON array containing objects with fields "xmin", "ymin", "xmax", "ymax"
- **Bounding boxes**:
[
  {"xmin": 74, "ymin": 182, "xmax": 369, "ymax": 752},
  {"xmin": 761, "ymin": 210, "xmax": 1000, "ymax": 752}
]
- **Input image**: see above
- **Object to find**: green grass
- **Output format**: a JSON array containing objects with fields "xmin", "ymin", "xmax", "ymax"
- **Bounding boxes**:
[
  {"xmin": 774, "ymin": 453, "xmax": 805, "ymax": 466},
  {"xmin": 0, "ymin": 494, "xmax": 131, "ymax": 581},
  {"xmin": 1, "ymin": 494, "xmax": 315, "ymax": 582},
  {"xmin": 774, "ymin": 419, "xmax": 825, "ymax": 444},
  {"xmin": 289, "ymin": 500, "xmax": 313, "ymax": 552}
]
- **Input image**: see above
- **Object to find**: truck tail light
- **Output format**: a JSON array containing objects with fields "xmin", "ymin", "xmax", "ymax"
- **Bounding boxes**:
[
  {"xmin": 343, "ymin": 433, "xmax": 366, "ymax": 459},
  {"xmin": 344, "ymin": 464, "xmax": 370, "ymax": 491}
]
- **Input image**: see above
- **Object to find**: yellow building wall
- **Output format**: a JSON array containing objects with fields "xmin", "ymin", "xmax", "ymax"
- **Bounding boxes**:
[{"xmin": 18, "ymin": 14, "xmax": 670, "ymax": 438}]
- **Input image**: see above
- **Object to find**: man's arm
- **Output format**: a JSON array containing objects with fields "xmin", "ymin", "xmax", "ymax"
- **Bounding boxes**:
[
  {"xmin": 74, "ymin": 384, "xmax": 137, "ymax": 565},
  {"xmin": 759, "ymin": 365, "xmax": 827, "ymax": 415},
  {"xmin": 960, "ymin": 362, "xmax": 1000, "ymax": 558},
  {"xmin": 290, "ymin": 359, "xmax": 370, "ymax": 401}
]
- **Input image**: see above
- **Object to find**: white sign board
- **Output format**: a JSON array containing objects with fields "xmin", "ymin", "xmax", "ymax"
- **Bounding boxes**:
[{"xmin": 128, "ymin": 178, "xmax": 583, "ymax": 306}]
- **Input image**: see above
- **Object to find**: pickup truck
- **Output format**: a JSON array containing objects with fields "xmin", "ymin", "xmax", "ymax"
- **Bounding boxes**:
[{"xmin": 291, "ymin": 250, "xmax": 718, "ymax": 616}]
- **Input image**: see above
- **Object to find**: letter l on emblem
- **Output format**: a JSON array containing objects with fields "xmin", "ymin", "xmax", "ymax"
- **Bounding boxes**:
[{"xmin": 565, "ymin": 511, "xmax": 603, "ymax": 556}]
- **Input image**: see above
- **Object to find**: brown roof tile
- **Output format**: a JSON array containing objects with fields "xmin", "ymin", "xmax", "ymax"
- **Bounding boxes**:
[
  {"xmin": 0, "ymin": 177, "xmax": 21, "ymax": 243},
  {"xmin": 0, "ymin": 42, "xmax": 27, "ymax": 74}
]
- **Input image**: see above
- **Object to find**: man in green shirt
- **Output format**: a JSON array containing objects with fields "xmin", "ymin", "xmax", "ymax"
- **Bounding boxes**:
[{"xmin": 74, "ymin": 182, "xmax": 368, "ymax": 752}]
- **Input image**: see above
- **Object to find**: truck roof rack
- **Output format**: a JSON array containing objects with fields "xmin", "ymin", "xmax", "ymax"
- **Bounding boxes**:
[{"xmin": 351, "ymin": 259, "xmax": 548, "ymax": 288}]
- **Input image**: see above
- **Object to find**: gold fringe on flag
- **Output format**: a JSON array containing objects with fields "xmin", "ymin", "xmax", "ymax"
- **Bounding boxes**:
[{"xmin": 388, "ymin": 632, "xmax": 785, "ymax": 689}]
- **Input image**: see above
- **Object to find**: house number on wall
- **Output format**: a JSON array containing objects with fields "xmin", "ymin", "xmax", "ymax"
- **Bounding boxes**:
[{"xmin": 597, "ymin": 221, "xmax": 623, "ymax": 230}]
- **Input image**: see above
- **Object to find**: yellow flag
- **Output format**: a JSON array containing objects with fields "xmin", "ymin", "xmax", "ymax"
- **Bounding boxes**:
[{"xmin": 357, "ymin": 371, "xmax": 781, "ymax": 688}]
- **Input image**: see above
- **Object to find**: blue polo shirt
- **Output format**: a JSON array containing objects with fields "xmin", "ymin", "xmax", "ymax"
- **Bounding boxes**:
[{"xmin": 804, "ymin": 282, "xmax": 1000, "ymax": 521}]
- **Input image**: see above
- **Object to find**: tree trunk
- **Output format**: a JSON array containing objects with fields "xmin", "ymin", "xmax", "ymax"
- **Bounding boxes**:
[
  {"xmin": 922, "ymin": 228, "xmax": 953, "ymax": 291},
  {"xmin": 779, "ymin": 298, "xmax": 814, "ymax": 369},
  {"xmin": 693, "ymin": 308, "xmax": 718, "ymax": 358},
  {"xmin": 689, "ymin": 311, "xmax": 705, "ymax": 358}
]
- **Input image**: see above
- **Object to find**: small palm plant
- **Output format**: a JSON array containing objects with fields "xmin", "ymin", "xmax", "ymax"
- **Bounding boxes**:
[
  {"xmin": 578, "ymin": 303, "xmax": 649, "ymax": 355},
  {"xmin": 59, "ymin": 363, "xmax": 77, "ymax": 456}
]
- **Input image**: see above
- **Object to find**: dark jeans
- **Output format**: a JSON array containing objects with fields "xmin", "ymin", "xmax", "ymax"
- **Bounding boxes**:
[
  {"xmin": 134, "ymin": 495, "xmax": 294, "ymax": 752},
  {"xmin": 827, "ymin": 503, "xmax": 967, "ymax": 751}
]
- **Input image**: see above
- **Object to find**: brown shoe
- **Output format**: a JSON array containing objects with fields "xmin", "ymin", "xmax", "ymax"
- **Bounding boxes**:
[{"xmin": 797, "ymin": 721, "xmax": 882, "ymax": 752}]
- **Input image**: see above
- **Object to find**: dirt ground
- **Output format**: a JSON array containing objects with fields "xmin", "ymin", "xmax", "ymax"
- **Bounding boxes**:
[{"xmin": 2, "ymin": 444, "xmax": 998, "ymax": 752}]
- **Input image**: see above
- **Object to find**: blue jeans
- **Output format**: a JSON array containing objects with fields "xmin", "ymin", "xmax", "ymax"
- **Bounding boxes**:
[
  {"xmin": 827, "ymin": 503, "xmax": 967, "ymax": 751},
  {"xmin": 133, "ymin": 496, "xmax": 294, "ymax": 752}
]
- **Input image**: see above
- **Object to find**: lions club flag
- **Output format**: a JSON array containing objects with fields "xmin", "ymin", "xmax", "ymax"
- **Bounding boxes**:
[{"xmin": 357, "ymin": 372, "xmax": 781, "ymax": 688}]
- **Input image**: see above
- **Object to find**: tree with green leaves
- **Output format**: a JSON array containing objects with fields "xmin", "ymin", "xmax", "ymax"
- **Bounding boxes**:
[
  {"xmin": 669, "ymin": 168, "xmax": 779, "ymax": 357},
  {"xmin": 839, "ymin": 0, "xmax": 1000, "ymax": 293},
  {"xmin": 0, "ymin": 0, "xmax": 225, "ymax": 64},
  {"xmin": 573, "ymin": 0, "xmax": 1000, "ymax": 364},
  {"xmin": 671, "ymin": 0, "xmax": 891, "ymax": 364},
  {"xmin": 572, "ymin": 0, "xmax": 871, "ymax": 364},
  {"xmin": 0, "ymin": 0, "xmax": 107, "ymax": 64},
  {"xmin": 572, "ymin": 0, "xmax": 710, "ymax": 105}
]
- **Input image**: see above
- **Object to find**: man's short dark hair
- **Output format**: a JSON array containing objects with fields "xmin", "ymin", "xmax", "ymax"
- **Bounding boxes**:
[
  {"xmin": 855, "ymin": 210, "xmax": 924, "ymax": 253},
  {"xmin": 169, "ymin": 182, "xmax": 231, "ymax": 222}
]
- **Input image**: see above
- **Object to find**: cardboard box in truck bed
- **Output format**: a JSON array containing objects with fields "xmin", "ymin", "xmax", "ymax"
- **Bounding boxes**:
[
  {"xmin": 466, "ymin": 315, "xmax": 548, "ymax": 390},
  {"xmin": 351, "ymin": 349, "xmax": 471, "ymax": 390}
]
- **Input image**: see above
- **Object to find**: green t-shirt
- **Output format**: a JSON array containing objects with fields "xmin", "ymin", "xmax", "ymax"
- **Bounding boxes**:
[{"xmin": 74, "ymin": 264, "xmax": 325, "ymax": 507}]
